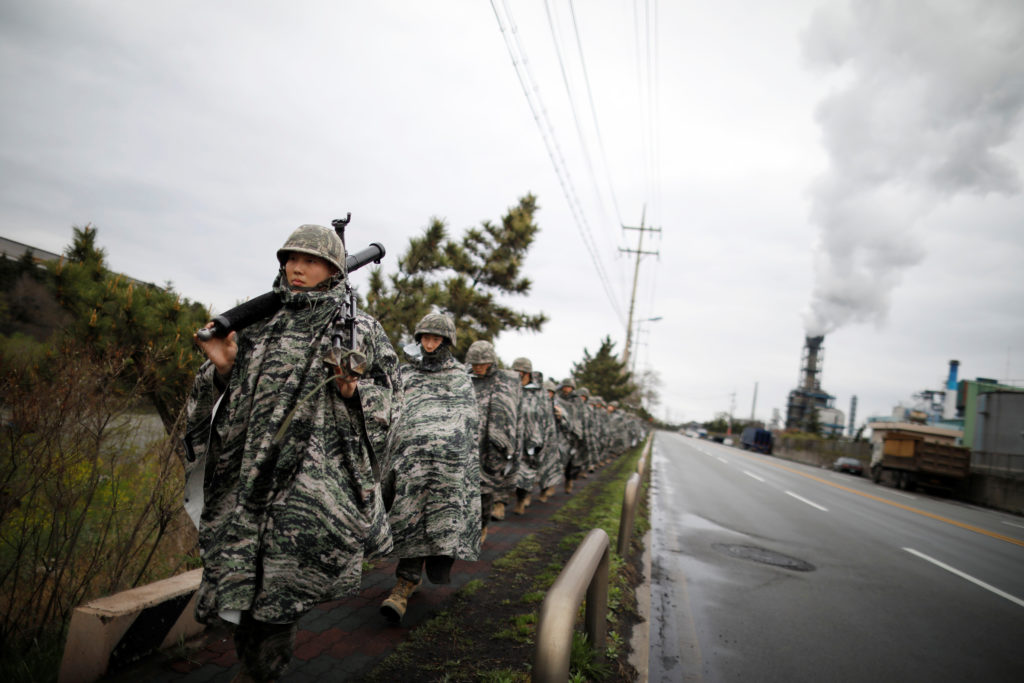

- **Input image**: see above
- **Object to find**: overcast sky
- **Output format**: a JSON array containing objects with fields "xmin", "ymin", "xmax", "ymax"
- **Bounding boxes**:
[{"xmin": 2, "ymin": 0, "xmax": 1022, "ymax": 427}]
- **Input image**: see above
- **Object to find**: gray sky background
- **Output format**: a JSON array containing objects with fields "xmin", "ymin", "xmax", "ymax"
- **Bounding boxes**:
[{"xmin": 2, "ymin": 0, "xmax": 1022, "ymax": 427}]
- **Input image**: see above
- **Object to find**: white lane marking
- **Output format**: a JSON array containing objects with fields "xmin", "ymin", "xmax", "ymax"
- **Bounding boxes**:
[
  {"xmin": 903, "ymin": 547, "xmax": 1024, "ymax": 609},
  {"xmin": 1002, "ymin": 521, "xmax": 1024, "ymax": 530},
  {"xmin": 785, "ymin": 491, "xmax": 828, "ymax": 512},
  {"xmin": 716, "ymin": 457, "xmax": 728, "ymax": 464},
  {"xmin": 890, "ymin": 491, "xmax": 917, "ymax": 501},
  {"xmin": 743, "ymin": 470, "xmax": 765, "ymax": 482}
]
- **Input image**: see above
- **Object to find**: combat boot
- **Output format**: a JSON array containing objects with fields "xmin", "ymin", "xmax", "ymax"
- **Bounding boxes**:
[
  {"xmin": 380, "ymin": 577, "xmax": 421, "ymax": 623},
  {"xmin": 564, "ymin": 479, "xmax": 574, "ymax": 494},
  {"xmin": 513, "ymin": 492, "xmax": 531, "ymax": 514},
  {"xmin": 230, "ymin": 668, "xmax": 257, "ymax": 683},
  {"xmin": 538, "ymin": 486, "xmax": 554, "ymax": 502},
  {"xmin": 491, "ymin": 501, "xmax": 506, "ymax": 521},
  {"xmin": 481, "ymin": 526, "xmax": 488, "ymax": 545}
]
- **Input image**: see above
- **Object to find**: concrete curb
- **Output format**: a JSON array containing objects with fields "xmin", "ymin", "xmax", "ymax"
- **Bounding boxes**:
[
  {"xmin": 58, "ymin": 569, "xmax": 204, "ymax": 683},
  {"xmin": 629, "ymin": 529, "xmax": 652, "ymax": 682}
]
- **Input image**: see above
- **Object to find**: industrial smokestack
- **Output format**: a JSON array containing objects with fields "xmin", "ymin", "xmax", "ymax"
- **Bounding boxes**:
[
  {"xmin": 943, "ymin": 359, "xmax": 960, "ymax": 419},
  {"xmin": 802, "ymin": 335, "xmax": 825, "ymax": 391},
  {"xmin": 848, "ymin": 395, "xmax": 857, "ymax": 437}
]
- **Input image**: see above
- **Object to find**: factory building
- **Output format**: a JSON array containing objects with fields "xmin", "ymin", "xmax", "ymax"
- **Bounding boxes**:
[{"xmin": 785, "ymin": 335, "xmax": 844, "ymax": 435}]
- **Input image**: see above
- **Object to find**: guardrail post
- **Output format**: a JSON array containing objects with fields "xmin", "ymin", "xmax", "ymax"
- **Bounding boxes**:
[
  {"xmin": 533, "ymin": 528, "xmax": 610, "ymax": 683},
  {"xmin": 617, "ymin": 472, "xmax": 641, "ymax": 556},
  {"xmin": 637, "ymin": 435, "xmax": 651, "ymax": 478},
  {"xmin": 617, "ymin": 435, "xmax": 651, "ymax": 556}
]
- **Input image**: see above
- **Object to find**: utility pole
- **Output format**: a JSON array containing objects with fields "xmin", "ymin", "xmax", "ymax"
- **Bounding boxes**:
[
  {"xmin": 750, "ymin": 381, "xmax": 758, "ymax": 422},
  {"xmin": 620, "ymin": 206, "xmax": 661, "ymax": 371},
  {"xmin": 727, "ymin": 391, "xmax": 736, "ymax": 436}
]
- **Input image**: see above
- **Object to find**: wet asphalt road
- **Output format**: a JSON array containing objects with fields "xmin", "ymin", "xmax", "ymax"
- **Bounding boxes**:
[{"xmin": 648, "ymin": 431, "xmax": 1024, "ymax": 683}]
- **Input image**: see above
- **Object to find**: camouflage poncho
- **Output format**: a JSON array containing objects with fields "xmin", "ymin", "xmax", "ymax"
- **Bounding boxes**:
[
  {"xmin": 535, "ymin": 386, "xmax": 563, "ymax": 489},
  {"xmin": 471, "ymin": 365, "xmax": 522, "ymax": 495},
  {"xmin": 385, "ymin": 347, "xmax": 481, "ymax": 560},
  {"xmin": 184, "ymin": 271, "xmax": 400, "ymax": 624},
  {"xmin": 515, "ymin": 378, "xmax": 548, "ymax": 491},
  {"xmin": 554, "ymin": 389, "xmax": 586, "ymax": 470}
]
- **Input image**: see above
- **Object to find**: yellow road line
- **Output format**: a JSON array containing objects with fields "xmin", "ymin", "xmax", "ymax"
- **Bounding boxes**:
[{"xmin": 739, "ymin": 453, "xmax": 1024, "ymax": 549}]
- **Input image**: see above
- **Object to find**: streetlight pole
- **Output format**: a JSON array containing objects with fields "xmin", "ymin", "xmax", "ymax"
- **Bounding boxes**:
[{"xmin": 632, "ymin": 316, "xmax": 662, "ymax": 377}]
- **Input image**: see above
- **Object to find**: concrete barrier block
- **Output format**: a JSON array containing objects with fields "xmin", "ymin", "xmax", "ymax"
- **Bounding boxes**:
[{"xmin": 58, "ymin": 568, "xmax": 204, "ymax": 683}]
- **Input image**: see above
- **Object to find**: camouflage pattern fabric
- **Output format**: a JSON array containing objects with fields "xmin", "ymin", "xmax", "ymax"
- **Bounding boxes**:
[
  {"xmin": 471, "ymin": 365, "xmax": 522, "ymax": 495},
  {"xmin": 276, "ymin": 223, "xmax": 346, "ymax": 274},
  {"xmin": 581, "ymin": 398, "xmax": 600, "ymax": 469},
  {"xmin": 591, "ymin": 401, "xmax": 611, "ymax": 463},
  {"xmin": 385, "ymin": 346, "xmax": 481, "ymax": 561},
  {"xmin": 515, "ymin": 375, "xmax": 547, "ymax": 492},
  {"xmin": 554, "ymin": 388, "xmax": 586, "ymax": 471},
  {"xmin": 534, "ymin": 380, "xmax": 563, "ymax": 490},
  {"xmin": 609, "ymin": 406, "xmax": 630, "ymax": 455},
  {"xmin": 184, "ymin": 269, "xmax": 400, "ymax": 625},
  {"xmin": 233, "ymin": 613, "xmax": 298, "ymax": 680}
]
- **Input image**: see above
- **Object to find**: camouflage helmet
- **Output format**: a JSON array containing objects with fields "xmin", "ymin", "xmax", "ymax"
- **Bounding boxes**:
[
  {"xmin": 414, "ymin": 312, "xmax": 456, "ymax": 346},
  {"xmin": 578, "ymin": 387, "xmax": 591, "ymax": 398},
  {"xmin": 559, "ymin": 377, "xmax": 576, "ymax": 390},
  {"xmin": 466, "ymin": 340, "xmax": 497, "ymax": 365},
  {"xmin": 543, "ymin": 379, "xmax": 558, "ymax": 392},
  {"xmin": 511, "ymin": 357, "xmax": 533, "ymax": 373},
  {"xmin": 277, "ymin": 224, "xmax": 345, "ymax": 274}
]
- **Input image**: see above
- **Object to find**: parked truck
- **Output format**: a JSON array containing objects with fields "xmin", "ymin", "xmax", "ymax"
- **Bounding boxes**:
[{"xmin": 870, "ymin": 429, "xmax": 970, "ymax": 493}]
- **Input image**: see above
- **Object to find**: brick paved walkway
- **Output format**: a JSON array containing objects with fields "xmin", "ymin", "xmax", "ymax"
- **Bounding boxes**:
[{"xmin": 106, "ymin": 474, "xmax": 603, "ymax": 683}]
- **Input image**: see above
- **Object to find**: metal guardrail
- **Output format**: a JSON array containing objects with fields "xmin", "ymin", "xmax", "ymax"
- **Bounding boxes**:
[
  {"xmin": 532, "ymin": 528, "xmax": 610, "ymax": 683},
  {"xmin": 617, "ymin": 436, "xmax": 652, "ymax": 556},
  {"xmin": 533, "ymin": 435, "xmax": 652, "ymax": 680},
  {"xmin": 617, "ymin": 473, "xmax": 641, "ymax": 557}
]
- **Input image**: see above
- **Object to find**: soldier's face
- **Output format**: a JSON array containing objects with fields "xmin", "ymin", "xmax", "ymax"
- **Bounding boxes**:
[
  {"xmin": 472, "ymin": 363, "xmax": 491, "ymax": 376},
  {"xmin": 519, "ymin": 371, "xmax": 531, "ymax": 385},
  {"xmin": 420, "ymin": 334, "xmax": 443, "ymax": 353},
  {"xmin": 285, "ymin": 252, "xmax": 336, "ymax": 289}
]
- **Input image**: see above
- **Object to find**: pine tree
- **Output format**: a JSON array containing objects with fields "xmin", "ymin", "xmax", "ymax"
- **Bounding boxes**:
[
  {"xmin": 365, "ymin": 195, "xmax": 548, "ymax": 358},
  {"xmin": 49, "ymin": 225, "xmax": 210, "ymax": 431},
  {"xmin": 570, "ymin": 336, "xmax": 637, "ymax": 404}
]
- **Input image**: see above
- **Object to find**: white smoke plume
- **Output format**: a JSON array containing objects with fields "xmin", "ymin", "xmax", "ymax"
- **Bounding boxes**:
[{"xmin": 801, "ymin": 0, "xmax": 1024, "ymax": 337}]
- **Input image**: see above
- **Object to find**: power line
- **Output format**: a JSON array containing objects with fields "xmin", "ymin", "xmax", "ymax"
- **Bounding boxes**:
[
  {"xmin": 567, "ymin": 0, "xmax": 625, "ymax": 228},
  {"xmin": 542, "ymin": 0, "xmax": 616, "ymax": 246},
  {"xmin": 490, "ymin": 0, "xmax": 626, "ymax": 325},
  {"xmin": 647, "ymin": 0, "xmax": 663, "ymax": 223}
]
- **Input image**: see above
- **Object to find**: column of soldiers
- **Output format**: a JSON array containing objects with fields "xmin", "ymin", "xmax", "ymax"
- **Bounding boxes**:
[{"xmin": 187, "ymin": 224, "xmax": 647, "ymax": 683}]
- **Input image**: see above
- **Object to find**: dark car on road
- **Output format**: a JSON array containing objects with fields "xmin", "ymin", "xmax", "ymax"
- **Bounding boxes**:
[{"xmin": 833, "ymin": 457, "xmax": 864, "ymax": 476}]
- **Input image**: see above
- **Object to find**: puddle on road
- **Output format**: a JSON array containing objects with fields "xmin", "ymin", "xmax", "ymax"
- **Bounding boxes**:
[{"xmin": 712, "ymin": 543, "xmax": 816, "ymax": 572}]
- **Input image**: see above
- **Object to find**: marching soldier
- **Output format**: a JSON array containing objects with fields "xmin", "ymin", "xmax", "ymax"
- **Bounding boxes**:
[
  {"xmin": 187, "ymin": 224, "xmax": 400, "ymax": 683},
  {"xmin": 466, "ymin": 340, "xmax": 521, "ymax": 543},
  {"xmin": 380, "ymin": 312, "xmax": 481, "ymax": 623}
]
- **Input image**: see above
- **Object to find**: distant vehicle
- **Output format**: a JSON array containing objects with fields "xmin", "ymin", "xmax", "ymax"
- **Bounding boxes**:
[
  {"xmin": 740, "ymin": 427, "xmax": 773, "ymax": 454},
  {"xmin": 833, "ymin": 457, "xmax": 864, "ymax": 476},
  {"xmin": 723, "ymin": 437, "xmax": 734, "ymax": 446}
]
